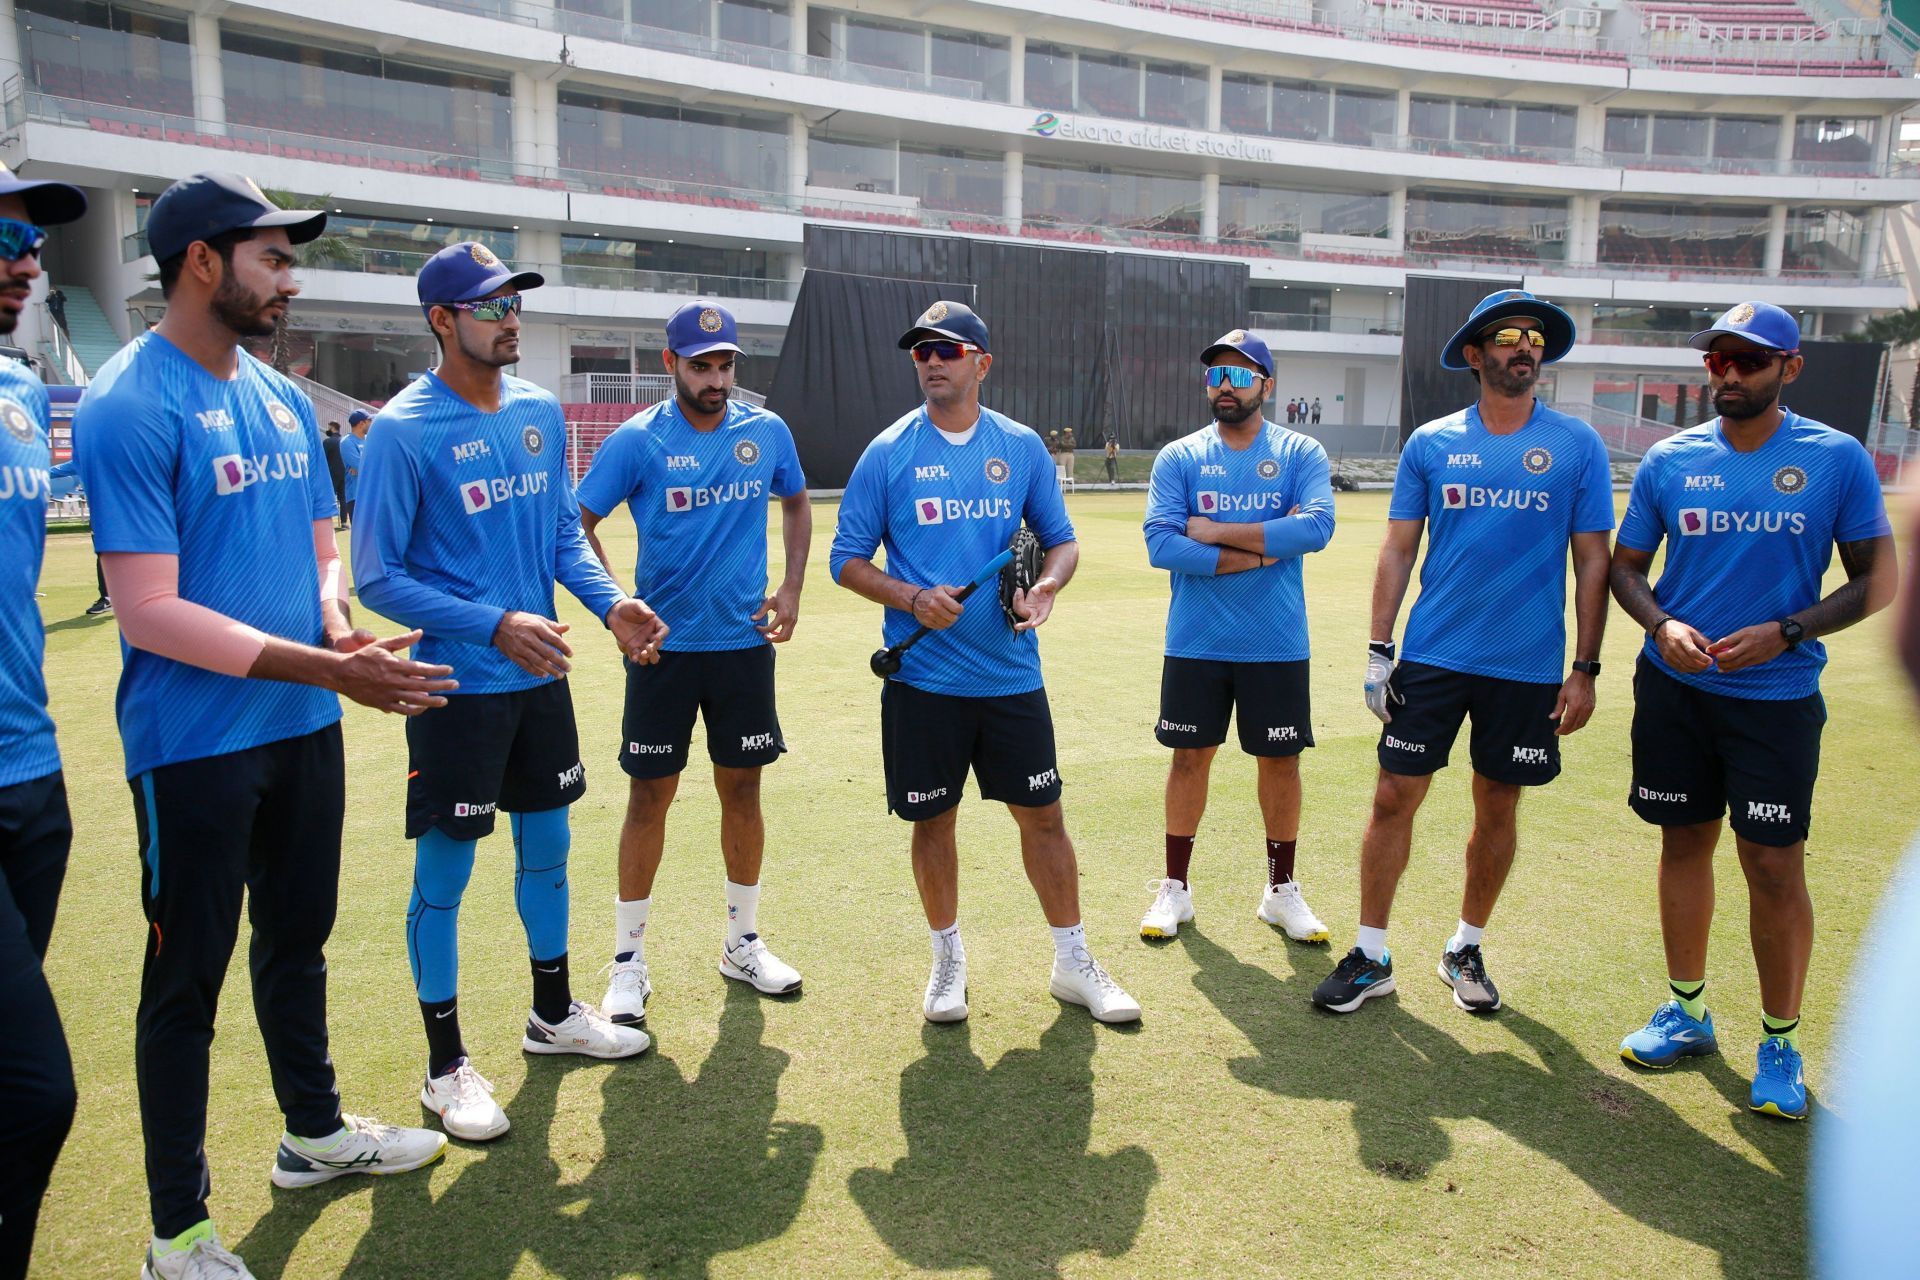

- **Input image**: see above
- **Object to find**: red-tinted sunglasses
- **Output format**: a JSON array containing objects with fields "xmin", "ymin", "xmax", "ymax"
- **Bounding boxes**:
[
  {"xmin": 1703, "ymin": 349, "xmax": 1793, "ymax": 377},
  {"xmin": 912, "ymin": 340, "xmax": 980, "ymax": 362}
]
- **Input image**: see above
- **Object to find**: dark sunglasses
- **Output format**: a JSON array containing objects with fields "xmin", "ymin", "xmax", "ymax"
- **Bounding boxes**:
[
  {"xmin": 1483, "ymin": 327, "xmax": 1547, "ymax": 349},
  {"xmin": 1205, "ymin": 366, "xmax": 1260, "ymax": 389},
  {"xmin": 438, "ymin": 294, "xmax": 522, "ymax": 322},
  {"xmin": 1702, "ymin": 349, "xmax": 1789, "ymax": 377},
  {"xmin": 0, "ymin": 218, "xmax": 47, "ymax": 262},
  {"xmin": 911, "ymin": 340, "xmax": 978, "ymax": 363}
]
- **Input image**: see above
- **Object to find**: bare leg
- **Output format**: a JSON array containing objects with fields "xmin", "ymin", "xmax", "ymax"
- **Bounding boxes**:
[
  {"xmin": 1658, "ymin": 820, "xmax": 1721, "ymax": 982},
  {"xmin": 910, "ymin": 809, "xmax": 960, "ymax": 931},
  {"xmin": 1008, "ymin": 801, "xmax": 1080, "ymax": 927},
  {"xmin": 1458, "ymin": 772, "xmax": 1522, "ymax": 929},
  {"xmin": 713, "ymin": 764, "xmax": 764, "ymax": 886},
  {"xmin": 618, "ymin": 773, "xmax": 679, "ymax": 901},
  {"xmin": 1357, "ymin": 771, "xmax": 1431, "ymax": 929},
  {"xmin": 1736, "ymin": 835, "xmax": 1812, "ymax": 1020},
  {"xmin": 1164, "ymin": 746, "xmax": 1215, "ymax": 838},
  {"xmin": 1255, "ymin": 754, "xmax": 1301, "ymax": 844}
]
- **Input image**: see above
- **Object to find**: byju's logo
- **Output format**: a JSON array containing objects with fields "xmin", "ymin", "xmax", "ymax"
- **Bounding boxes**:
[
  {"xmin": 452, "ymin": 801, "xmax": 498, "ymax": 818},
  {"xmin": 666, "ymin": 486, "xmax": 693, "ymax": 512},
  {"xmin": 1384, "ymin": 734, "xmax": 1425, "ymax": 753},
  {"xmin": 1679, "ymin": 507, "xmax": 1707, "ymax": 535},
  {"xmin": 1638, "ymin": 785, "xmax": 1688, "ymax": 803},
  {"xmin": 1442, "ymin": 484, "xmax": 1467, "ymax": 509},
  {"xmin": 461, "ymin": 481, "xmax": 493, "ymax": 514},
  {"xmin": 213, "ymin": 455, "xmax": 247, "ymax": 495},
  {"xmin": 915, "ymin": 497, "xmax": 944, "ymax": 525},
  {"xmin": 906, "ymin": 787, "xmax": 948, "ymax": 805},
  {"xmin": 1196, "ymin": 491, "xmax": 1219, "ymax": 513}
]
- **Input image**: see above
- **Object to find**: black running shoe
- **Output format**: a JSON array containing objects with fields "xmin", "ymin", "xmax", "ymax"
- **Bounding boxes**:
[
  {"xmin": 1438, "ymin": 943, "xmax": 1501, "ymax": 1013},
  {"xmin": 84, "ymin": 596, "xmax": 112, "ymax": 617},
  {"xmin": 1311, "ymin": 946, "xmax": 1395, "ymax": 1013}
]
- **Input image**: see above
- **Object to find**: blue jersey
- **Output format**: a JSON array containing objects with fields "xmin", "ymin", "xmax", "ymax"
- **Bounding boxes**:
[
  {"xmin": 575, "ymin": 397, "xmax": 805, "ymax": 652},
  {"xmin": 829, "ymin": 406, "xmax": 1073, "ymax": 698},
  {"xmin": 1618, "ymin": 411, "xmax": 1890, "ymax": 700},
  {"xmin": 352, "ymin": 371, "xmax": 626, "ymax": 695},
  {"xmin": 1390, "ymin": 401, "xmax": 1615, "ymax": 684},
  {"xmin": 74, "ymin": 334, "xmax": 341, "ymax": 778},
  {"xmin": 0, "ymin": 360, "xmax": 58, "ymax": 787},
  {"xmin": 1143, "ymin": 420, "xmax": 1336, "ymax": 662},
  {"xmin": 340, "ymin": 431, "xmax": 363, "ymax": 501}
]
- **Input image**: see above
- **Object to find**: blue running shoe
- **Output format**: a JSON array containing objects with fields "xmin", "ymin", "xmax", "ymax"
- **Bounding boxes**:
[
  {"xmin": 1620, "ymin": 1000, "xmax": 1719, "ymax": 1068},
  {"xmin": 1750, "ymin": 1037, "xmax": 1808, "ymax": 1120}
]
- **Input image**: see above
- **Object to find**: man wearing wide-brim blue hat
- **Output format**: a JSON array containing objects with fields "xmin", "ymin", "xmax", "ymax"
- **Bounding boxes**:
[
  {"xmin": 1439, "ymin": 288, "xmax": 1577, "ymax": 372},
  {"xmin": 1311, "ymin": 285, "xmax": 1616, "ymax": 1021}
]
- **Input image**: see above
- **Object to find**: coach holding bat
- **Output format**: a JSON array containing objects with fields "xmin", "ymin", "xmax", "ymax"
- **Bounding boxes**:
[{"xmin": 830, "ymin": 300, "xmax": 1141, "ymax": 1026}]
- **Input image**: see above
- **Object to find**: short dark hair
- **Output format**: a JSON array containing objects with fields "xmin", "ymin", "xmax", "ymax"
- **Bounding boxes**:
[{"xmin": 156, "ymin": 227, "xmax": 256, "ymax": 299}]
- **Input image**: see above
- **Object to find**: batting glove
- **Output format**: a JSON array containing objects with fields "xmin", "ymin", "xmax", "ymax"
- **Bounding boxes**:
[{"xmin": 1364, "ymin": 640, "xmax": 1402, "ymax": 724}]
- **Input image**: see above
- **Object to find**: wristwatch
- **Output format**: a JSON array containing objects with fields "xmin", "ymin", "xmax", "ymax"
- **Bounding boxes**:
[
  {"xmin": 1779, "ymin": 618, "xmax": 1804, "ymax": 648},
  {"xmin": 1571, "ymin": 659, "xmax": 1601, "ymax": 676}
]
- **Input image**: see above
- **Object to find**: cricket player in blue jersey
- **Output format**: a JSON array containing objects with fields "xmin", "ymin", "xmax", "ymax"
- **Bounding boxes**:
[
  {"xmin": 831, "ymin": 300, "xmax": 1140, "ymax": 1024},
  {"xmin": 0, "ymin": 164, "xmax": 86, "ymax": 1280},
  {"xmin": 339, "ymin": 408, "xmax": 369, "ymax": 527},
  {"xmin": 577, "ymin": 301, "xmax": 810, "ymax": 1023},
  {"xmin": 1610, "ymin": 302, "xmax": 1896, "ymax": 1120},
  {"xmin": 1313, "ymin": 289, "xmax": 1615, "ymax": 1017},
  {"xmin": 353, "ymin": 242, "xmax": 665, "ymax": 1145},
  {"xmin": 75, "ymin": 173, "xmax": 454, "ymax": 1280},
  {"xmin": 1140, "ymin": 328, "xmax": 1335, "ymax": 943}
]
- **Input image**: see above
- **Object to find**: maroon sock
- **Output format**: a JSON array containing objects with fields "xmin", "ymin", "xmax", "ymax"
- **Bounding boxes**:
[
  {"xmin": 1165, "ymin": 834, "xmax": 1195, "ymax": 884},
  {"xmin": 1266, "ymin": 839, "xmax": 1297, "ymax": 887}
]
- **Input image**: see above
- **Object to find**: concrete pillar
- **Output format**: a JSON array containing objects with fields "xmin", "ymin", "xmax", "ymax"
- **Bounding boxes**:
[
  {"xmin": 1568, "ymin": 194, "xmax": 1599, "ymax": 266},
  {"xmin": 1574, "ymin": 101, "xmax": 1605, "ymax": 155},
  {"xmin": 534, "ymin": 77, "xmax": 560, "ymax": 175},
  {"xmin": 1764, "ymin": 204, "xmax": 1787, "ymax": 274},
  {"xmin": 519, "ymin": 226, "xmax": 563, "ymax": 274},
  {"xmin": 189, "ymin": 12, "xmax": 225, "ymax": 132},
  {"xmin": 1863, "ymin": 205, "xmax": 1888, "ymax": 279},
  {"xmin": 789, "ymin": 0, "xmax": 806, "ymax": 58},
  {"xmin": 1206, "ymin": 66, "xmax": 1222, "ymax": 133},
  {"xmin": 0, "ymin": 0, "xmax": 22, "ymax": 89},
  {"xmin": 1388, "ymin": 187, "xmax": 1407, "ymax": 249},
  {"xmin": 788, "ymin": 115, "xmax": 807, "ymax": 195},
  {"xmin": 512, "ymin": 71, "xmax": 538, "ymax": 171},
  {"xmin": 1776, "ymin": 113, "xmax": 1797, "ymax": 175},
  {"xmin": 1008, "ymin": 34, "xmax": 1025, "ymax": 107},
  {"xmin": 1396, "ymin": 88, "xmax": 1411, "ymax": 136},
  {"xmin": 1002, "ymin": 149, "xmax": 1023, "ymax": 226},
  {"xmin": 1201, "ymin": 171, "xmax": 1219, "ymax": 240}
]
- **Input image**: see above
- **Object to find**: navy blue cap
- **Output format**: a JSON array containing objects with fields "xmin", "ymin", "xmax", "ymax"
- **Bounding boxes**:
[
  {"xmin": 417, "ymin": 241, "xmax": 543, "ymax": 312},
  {"xmin": 665, "ymin": 300, "xmax": 743, "ymax": 358},
  {"xmin": 1441, "ymin": 289, "xmax": 1576, "ymax": 371},
  {"xmin": 1201, "ymin": 328, "xmax": 1273, "ymax": 378},
  {"xmin": 146, "ymin": 171, "xmax": 324, "ymax": 264},
  {"xmin": 347, "ymin": 409, "xmax": 371, "ymax": 425},
  {"xmin": 898, "ymin": 300, "xmax": 989, "ymax": 352},
  {"xmin": 1689, "ymin": 301, "xmax": 1800, "ymax": 353},
  {"xmin": 0, "ymin": 163, "xmax": 85, "ymax": 227}
]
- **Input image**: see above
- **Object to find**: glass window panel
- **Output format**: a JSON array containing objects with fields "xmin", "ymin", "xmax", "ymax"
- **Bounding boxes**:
[
  {"xmin": 1409, "ymin": 95, "xmax": 1452, "ymax": 142},
  {"xmin": 1604, "ymin": 110, "xmax": 1647, "ymax": 155},
  {"xmin": 1513, "ymin": 103, "xmax": 1574, "ymax": 150},
  {"xmin": 807, "ymin": 133, "xmax": 895, "ymax": 193},
  {"xmin": 1143, "ymin": 61, "xmax": 1204, "ymax": 128},
  {"xmin": 1783, "ymin": 206, "xmax": 1867, "ymax": 274},
  {"xmin": 558, "ymin": 0, "xmax": 624, "ymax": 22},
  {"xmin": 844, "ymin": 15, "xmax": 920, "ymax": 72},
  {"xmin": 18, "ymin": 0, "xmax": 193, "ymax": 114},
  {"xmin": 1713, "ymin": 116, "xmax": 1778, "ymax": 161},
  {"xmin": 1024, "ymin": 160, "xmax": 1200, "ymax": 231},
  {"xmin": 1221, "ymin": 74, "xmax": 1269, "ymax": 135},
  {"xmin": 632, "ymin": 0, "xmax": 707, "ymax": 34},
  {"xmin": 557, "ymin": 90, "xmax": 787, "ymax": 190},
  {"xmin": 1075, "ymin": 51, "xmax": 1138, "ymax": 120},
  {"xmin": 1220, "ymin": 182, "xmax": 1389, "ymax": 240},
  {"xmin": 717, "ymin": 0, "xmax": 787, "ymax": 49},
  {"xmin": 900, "ymin": 144, "xmax": 1003, "ymax": 214},
  {"xmin": 1596, "ymin": 201, "xmax": 1769, "ymax": 271},
  {"xmin": 1650, "ymin": 113, "xmax": 1709, "ymax": 158},
  {"xmin": 1024, "ymin": 42, "xmax": 1073, "ymax": 111},
  {"xmin": 330, "ymin": 214, "xmax": 516, "ymax": 271},
  {"xmin": 1454, "ymin": 100, "xmax": 1508, "ymax": 146},
  {"xmin": 1332, "ymin": 88, "xmax": 1394, "ymax": 145},
  {"xmin": 1406, "ymin": 191, "xmax": 1569, "ymax": 262},
  {"xmin": 930, "ymin": 29, "xmax": 1009, "ymax": 100},
  {"xmin": 1793, "ymin": 116, "xmax": 1876, "ymax": 165},
  {"xmin": 1270, "ymin": 78, "xmax": 1329, "ymax": 140}
]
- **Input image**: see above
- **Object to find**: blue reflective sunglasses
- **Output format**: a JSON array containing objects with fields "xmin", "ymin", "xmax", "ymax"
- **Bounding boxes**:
[
  {"xmin": 1205, "ymin": 365, "xmax": 1260, "ymax": 390},
  {"xmin": 436, "ymin": 294, "xmax": 522, "ymax": 322},
  {"xmin": 0, "ymin": 217, "xmax": 48, "ymax": 262}
]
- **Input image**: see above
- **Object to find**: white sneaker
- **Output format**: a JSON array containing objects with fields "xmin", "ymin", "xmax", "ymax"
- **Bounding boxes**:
[
  {"xmin": 269, "ymin": 1113, "xmax": 447, "ymax": 1189},
  {"xmin": 600, "ymin": 958, "xmax": 652, "ymax": 1025},
  {"xmin": 142, "ymin": 1227, "xmax": 255, "ymax": 1279},
  {"xmin": 523, "ymin": 1000, "xmax": 651, "ymax": 1059},
  {"xmin": 720, "ymin": 933, "xmax": 803, "ymax": 995},
  {"xmin": 1049, "ymin": 947, "xmax": 1143, "ymax": 1023},
  {"xmin": 924, "ymin": 941, "xmax": 969, "ymax": 1023},
  {"xmin": 1258, "ymin": 880, "xmax": 1331, "ymax": 943},
  {"xmin": 1139, "ymin": 877, "xmax": 1194, "ymax": 938},
  {"xmin": 420, "ymin": 1059, "xmax": 509, "ymax": 1142}
]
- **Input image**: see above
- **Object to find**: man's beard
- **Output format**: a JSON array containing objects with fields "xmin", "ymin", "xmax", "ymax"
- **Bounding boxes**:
[
  {"xmin": 211, "ymin": 276, "xmax": 282, "ymax": 339},
  {"xmin": 1214, "ymin": 395, "xmax": 1262, "ymax": 425},
  {"xmin": 1483, "ymin": 359, "xmax": 1536, "ymax": 397},
  {"xmin": 676, "ymin": 375, "xmax": 728, "ymax": 415},
  {"xmin": 456, "ymin": 327, "xmax": 517, "ymax": 370},
  {"xmin": 1714, "ymin": 383, "xmax": 1777, "ymax": 420}
]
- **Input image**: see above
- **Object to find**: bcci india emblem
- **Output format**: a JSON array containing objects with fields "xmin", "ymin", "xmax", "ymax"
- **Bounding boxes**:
[
  {"xmin": 1729, "ymin": 302, "xmax": 1756, "ymax": 325},
  {"xmin": 1224, "ymin": 329, "xmax": 1246, "ymax": 345},
  {"xmin": 522, "ymin": 424, "xmax": 544, "ymax": 456},
  {"xmin": 1, "ymin": 400, "xmax": 31, "ymax": 443},
  {"xmin": 1773, "ymin": 465, "xmax": 1807, "ymax": 495},
  {"xmin": 923, "ymin": 301, "xmax": 949, "ymax": 324},
  {"xmin": 1256, "ymin": 458, "xmax": 1280, "ymax": 480},
  {"xmin": 733, "ymin": 439, "xmax": 761, "ymax": 466},
  {"xmin": 984, "ymin": 457, "xmax": 1010, "ymax": 484},
  {"xmin": 469, "ymin": 243, "xmax": 500, "ymax": 267},
  {"xmin": 1522, "ymin": 447, "xmax": 1553, "ymax": 475},
  {"xmin": 697, "ymin": 307, "xmax": 724, "ymax": 333},
  {"xmin": 266, "ymin": 400, "xmax": 299, "ymax": 433}
]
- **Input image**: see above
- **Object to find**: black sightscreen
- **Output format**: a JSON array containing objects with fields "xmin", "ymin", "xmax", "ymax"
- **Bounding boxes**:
[
  {"xmin": 1781, "ymin": 339, "xmax": 1885, "ymax": 443},
  {"xmin": 1398, "ymin": 273, "xmax": 1521, "ymax": 443},
  {"xmin": 768, "ymin": 227, "xmax": 1247, "ymax": 486}
]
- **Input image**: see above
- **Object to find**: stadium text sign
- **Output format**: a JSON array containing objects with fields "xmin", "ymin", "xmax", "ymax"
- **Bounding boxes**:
[{"xmin": 1029, "ymin": 113, "xmax": 1275, "ymax": 162}]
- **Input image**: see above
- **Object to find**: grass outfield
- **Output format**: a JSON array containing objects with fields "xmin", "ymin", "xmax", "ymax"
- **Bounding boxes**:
[{"xmin": 32, "ymin": 490, "xmax": 1911, "ymax": 1279}]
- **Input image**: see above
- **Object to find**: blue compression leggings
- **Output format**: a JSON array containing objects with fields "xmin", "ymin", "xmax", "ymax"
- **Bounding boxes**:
[{"xmin": 406, "ymin": 806, "xmax": 572, "ymax": 1002}]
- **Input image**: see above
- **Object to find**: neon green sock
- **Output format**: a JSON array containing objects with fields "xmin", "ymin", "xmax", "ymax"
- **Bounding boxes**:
[
  {"xmin": 1669, "ymin": 978, "xmax": 1707, "ymax": 1022},
  {"xmin": 1762, "ymin": 1012, "xmax": 1801, "ymax": 1048},
  {"xmin": 153, "ymin": 1219, "xmax": 216, "ymax": 1256}
]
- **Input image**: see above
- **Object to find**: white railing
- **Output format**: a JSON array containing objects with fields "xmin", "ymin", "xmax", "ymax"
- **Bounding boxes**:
[
  {"xmin": 285, "ymin": 370, "xmax": 377, "ymax": 431},
  {"xmin": 38, "ymin": 304, "xmax": 87, "ymax": 387},
  {"xmin": 1558, "ymin": 401, "xmax": 1682, "ymax": 457}
]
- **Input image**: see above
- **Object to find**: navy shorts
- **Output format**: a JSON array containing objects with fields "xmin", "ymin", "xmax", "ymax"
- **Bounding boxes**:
[
  {"xmin": 881, "ymin": 681, "xmax": 1062, "ymax": 821},
  {"xmin": 1376, "ymin": 660, "xmax": 1562, "ymax": 786},
  {"xmin": 406, "ymin": 681, "xmax": 585, "ymax": 840},
  {"xmin": 619, "ymin": 646, "xmax": 785, "ymax": 779},
  {"xmin": 1156, "ymin": 656, "xmax": 1314, "ymax": 757}
]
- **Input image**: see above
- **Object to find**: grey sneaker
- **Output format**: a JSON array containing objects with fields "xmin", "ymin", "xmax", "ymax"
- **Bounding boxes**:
[{"xmin": 1438, "ymin": 943, "xmax": 1501, "ymax": 1013}]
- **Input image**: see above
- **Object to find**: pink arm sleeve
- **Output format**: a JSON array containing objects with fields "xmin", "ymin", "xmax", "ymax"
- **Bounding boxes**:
[
  {"xmin": 314, "ymin": 519, "xmax": 345, "ymax": 604},
  {"xmin": 100, "ymin": 553, "xmax": 271, "ymax": 678}
]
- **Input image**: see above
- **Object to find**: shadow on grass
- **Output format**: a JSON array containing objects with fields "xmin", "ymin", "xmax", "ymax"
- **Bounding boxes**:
[
  {"xmin": 849, "ymin": 1011, "xmax": 1158, "ymax": 1279},
  {"xmin": 237, "ymin": 982, "xmax": 822, "ymax": 1279},
  {"xmin": 1181, "ymin": 926, "xmax": 1806, "ymax": 1274}
]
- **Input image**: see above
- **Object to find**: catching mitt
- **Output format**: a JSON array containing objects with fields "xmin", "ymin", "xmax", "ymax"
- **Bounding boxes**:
[{"xmin": 1001, "ymin": 527, "xmax": 1044, "ymax": 625}]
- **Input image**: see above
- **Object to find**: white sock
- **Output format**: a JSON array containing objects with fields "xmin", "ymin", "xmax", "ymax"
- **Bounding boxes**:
[
  {"xmin": 615, "ymin": 896, "xmax": 650, "ymax": 964},
  {"xmin": 1447, "ymin": 920, "xmax": 1484, "ymax": 954},
  {"xmin": 1050, "ymin": 922, "xmax": 1087, "ymax": 964},
  {"xmin": 931, "ymin": 923, "xmax": 963, "ymax": 959},
  {"xmin": 1356, "ymin": 925, "xmax": 1388, "ymax": 963},
  {"xmin": 725, "ymin": 880, "xmax": 760, "ymax": 945}
]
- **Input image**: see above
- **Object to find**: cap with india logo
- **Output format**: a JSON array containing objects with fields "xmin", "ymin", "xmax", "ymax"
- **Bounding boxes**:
[
  {"xmin": 416, "ymin": 240, "xmax": 544, "ymax": 313},
  {"xmin": 1200, "ymin": 328, "xmax": 1272, "ymax": 377},
  {"xmin": 1688, "ymin": 301, "xmax": 1800, "ymax": 353},
  {"xmin": 898, "ymin": 299, "xmax": 990, "ymax": 352},
  {"xmin": 666, "ymin": 299, "xmax": 743, "ymax": 359}
]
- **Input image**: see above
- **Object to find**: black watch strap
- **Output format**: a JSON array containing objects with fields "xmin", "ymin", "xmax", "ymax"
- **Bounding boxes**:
[
  {"xmin": 1779, "ymin": 617, "xmax": 1804, "ymax": 648},
  {"xmin": 1571, "ymin": 659, "xmax": 1601, "ymax": 676}
]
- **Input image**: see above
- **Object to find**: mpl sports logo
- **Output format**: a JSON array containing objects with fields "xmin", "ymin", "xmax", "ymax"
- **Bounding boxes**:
[
  {"xmin": 915, "ymin": 464, "xmax": 951, "ymax": 481},
  {"xmin": 1442, "ymin": 484, "xmax": 1549, "ymax": 512},
  {"xmin": 1027, "ymin": 768, "xmax": 1059, "ymax": 792},
  {"xmin": 1267, "ymin": 725, "xmax": 1298, "ymax": 742},
  {"xmin": 1747, "ymin": 801, "xmax": 1792, "ymax": 824},
  {"xmin": 915, "ymin": 496, "xmax": 1012, "ymax": 525},
  {"xmin": 1512, "ymin": 746, "xmax": 1551, "ymax": 766},
  {"xmin": 665, "ymin": 480, "xmax": 765, "ymax": 513},
  {"xmin": 451, "ymin": 439, "xmax": 491, "ymax": 463},
  {"xmin": 459, "ymin": 470, "xmax": 551, "ymax": 515},
  {"xmin": 556, "ymin": 762, "xmax": 584, "ymax": 788},
  {"xmin": 213, "ymin": 450, "xmax": 312, "ymax": 495},
  {"xmin": 740, "ymin": 732, "xmax": 776, "ymax": 751}
]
